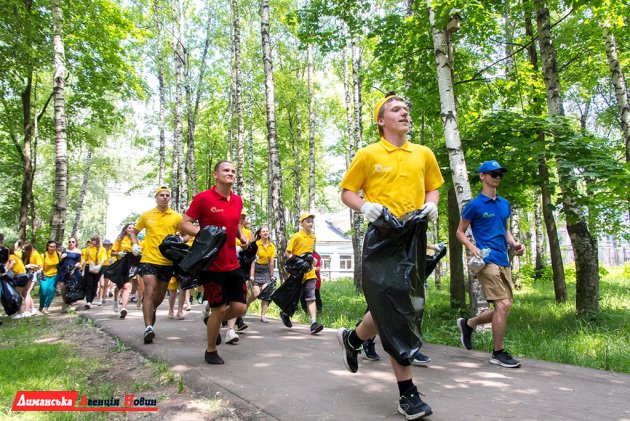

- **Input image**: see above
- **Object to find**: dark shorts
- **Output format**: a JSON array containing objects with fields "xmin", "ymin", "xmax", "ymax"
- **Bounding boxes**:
[
  {"xmin": 199, "ymin": 269, "xmax": 247, "ymax": 308},
  {"xmin": 301, "ymin": 278, "xmax": 317, "ymax": 301},
  {"xmin": 13, "ymin": 274, "xmax": 31, "ymax": 288},
  {"xmin": 138, "ymin": 263, "xmax": 174, "ymax": 283}
]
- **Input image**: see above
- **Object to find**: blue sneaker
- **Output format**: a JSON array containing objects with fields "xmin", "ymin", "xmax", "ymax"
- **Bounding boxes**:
[
  {"xmin": 363, "ymin": 339, "xmax": 380, "ymax": 361},
  {"xmin": 412, "ymin": 350, "xmax": 431, "ymax": 366}
]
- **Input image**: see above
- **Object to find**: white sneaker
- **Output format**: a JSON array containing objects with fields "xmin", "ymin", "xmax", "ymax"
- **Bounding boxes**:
[
  {"xmin": 85, "ymin": 303, "xmax": 92, "ymax": 309},
  {"xmin": 96, "ymin": 300, "xmax": 103, "ymax": 306},
  {"xmin": 23, "ymin": 312, "xmax": 32, "ymax": 318},
  {"xmin": 201, "ymin": 301, "xmax": 210, "ymax": 318},
  {"xmin": 12, "ymin": 313, "xmax": 24, "ymax": 319},
  {"xmin": 113, "ymin": 300, "xmax": 119, "ymax": 313},
  {"xmin": 225, "ymin": 328, "xmax": 239, "ymax": 344},
  {"xmin": 31, "ymin": 308, "xmax": 39, "ymax": 315}
]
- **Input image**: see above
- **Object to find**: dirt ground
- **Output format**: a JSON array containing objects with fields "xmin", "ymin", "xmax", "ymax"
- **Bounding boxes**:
[{"xmin": 35, "ymin": 312, "xmax": 238, "ymax": 420}]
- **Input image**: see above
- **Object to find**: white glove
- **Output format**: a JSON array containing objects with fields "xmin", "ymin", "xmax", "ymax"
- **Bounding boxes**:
[
  {"xmin": 132, "ymin": 244, "xmax": 142, "ymax": 256},
  {"xmin": 419, "ymin": 202, "xmax": 438, "ymax": 222},
  {"xmin": 361, "ymin": 202, "xmax": 384, "ymax": 223}
]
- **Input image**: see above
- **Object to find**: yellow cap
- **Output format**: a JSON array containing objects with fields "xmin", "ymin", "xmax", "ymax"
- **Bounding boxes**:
[
  {"xmin": 155, "ymin": 186, "xmax": 170, "ymax": 196},
  {"xmin": 299, "ymin": 212, "xmax": 315, "ymax": 223},
  {"xmin": 373, "ymin": 95, "xmax": 396, "ymax": 124},
  {"xmin": 240, "ymin": 209, "xmax": 248, "ymax": 216}
]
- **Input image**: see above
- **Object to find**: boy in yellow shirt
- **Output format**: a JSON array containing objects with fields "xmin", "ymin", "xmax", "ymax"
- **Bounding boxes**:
[{"xmin": 283, "ymin": 212, "xmax": 323, "ymax": 335}]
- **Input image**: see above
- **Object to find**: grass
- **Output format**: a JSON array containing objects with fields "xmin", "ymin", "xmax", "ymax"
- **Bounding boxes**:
[{"xmin": 247, "ymin": 266, "xmax": 630, "ymax": 374}]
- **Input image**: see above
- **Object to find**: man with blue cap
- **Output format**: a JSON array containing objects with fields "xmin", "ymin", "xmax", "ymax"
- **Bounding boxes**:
[{"xmin": 455, "ymin": 160, "xmax": 524, "ymax": 368}]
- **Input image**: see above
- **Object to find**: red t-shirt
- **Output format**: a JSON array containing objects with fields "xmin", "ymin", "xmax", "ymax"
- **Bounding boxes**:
[
  {"xmin": 313, "ymin": 251, "xmax": 322, "ymax": 290},
  {"xmin": 185, "ymin": 187, "xmax": 242, "ymax": 272}
]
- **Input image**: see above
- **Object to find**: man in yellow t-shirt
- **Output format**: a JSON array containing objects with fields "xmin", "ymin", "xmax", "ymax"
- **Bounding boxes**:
[
  {"xmin": 337, "ymin": 91, "xmax": 444, "ymax": 420},
  {"xmin": 131, "ymin": 186, "xmax": 183, "ymax": 344},
  {"xmin": 283, "ymin": 212, "xmax": 323, "ymax": 335}
]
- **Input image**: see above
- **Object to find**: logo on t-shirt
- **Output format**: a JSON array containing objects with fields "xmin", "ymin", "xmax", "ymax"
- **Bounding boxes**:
[
  {"xmin": 482, "ymin": 212, "xmax": 495, "ymax": 219},
  {"xmin": 373, "ymin": 163, "xmax": 392, "ymax": 173},
  {"xmin": 210, "ymin": 207, "xmax": 224, "ymax": 213}
]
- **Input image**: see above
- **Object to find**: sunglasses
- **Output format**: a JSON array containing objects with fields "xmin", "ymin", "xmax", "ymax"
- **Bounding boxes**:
[
  {"xmin": 486, "ymin": 171, "xmax": 504, "ymax": 179},
  {"xmin": 69, "ymin": 240, "xmax": 76, "ymax": 244}
]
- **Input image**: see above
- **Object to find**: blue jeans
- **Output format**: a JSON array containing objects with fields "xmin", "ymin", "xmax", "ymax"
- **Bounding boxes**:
[{"xmin": 40, "ymin": 275, "xmax": 57, "ymax": 309}]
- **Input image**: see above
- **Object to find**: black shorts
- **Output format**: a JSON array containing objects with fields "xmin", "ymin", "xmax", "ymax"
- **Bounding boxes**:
[
  {"xmin": 199, "ymin": 269, "xmax": 247, "ymax": 308},
  {"xmin": 13, "ymin": 274, "xmax": 31, "ymax": 288},
  {"xmin": 138, "ymin": 263, "xmax": 174, "ymax": 283}
]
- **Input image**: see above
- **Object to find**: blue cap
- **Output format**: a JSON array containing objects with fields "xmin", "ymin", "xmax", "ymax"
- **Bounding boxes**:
[{"xmin": 478, "ymin": 160, "xmax": 508, "ymax": 173}]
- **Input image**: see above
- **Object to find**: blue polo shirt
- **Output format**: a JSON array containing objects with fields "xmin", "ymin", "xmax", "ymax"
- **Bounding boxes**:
[{"xmin": 461, "ymin": 193, "xmax": 511, "ymax": 267}]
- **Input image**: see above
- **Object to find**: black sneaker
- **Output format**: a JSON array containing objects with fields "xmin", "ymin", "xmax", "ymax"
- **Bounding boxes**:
[
  {"xmin": 236, "ymin": 316, "xmax": 248, "ymax": 332},
  {"xmin": 363, "ymin": 339, "xmax": 380, "ymax": 361},
  {"xmin": 457, "ymin": 317, "xmax": 473, "ymax": 350},
  {"xmin": 490, "ymin": 350, "xmax": 521, "ymax": 368},
  {"xmin": 143, "ymin": 326, "xmax": 155, "ymax": 344},
  {"xmin": 398, "ymin": 386, "xmax": 432, "ymax": 420},
  {"xmin": 204, "ymin": 350, "xmax": 224, "ymax": 365},
  {"xmin": 412, "ymin": 350, "xmax": 431, "ymax": 366},
  {"xmin": 310, "ymin": 322, "xmax": 323, "ymax": 335},
  {"xmin": 280, "ymin": 311, "xmax": 293, "ymax": 328},
  {"xmin": 337, "ymin": 328, "xmax": 359, "ymax": 373}
]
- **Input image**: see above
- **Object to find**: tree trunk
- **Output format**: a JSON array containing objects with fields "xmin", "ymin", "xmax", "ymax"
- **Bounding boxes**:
[
  {"xmin": 534, "ymin": 196, "xmax": 545, "ymax": 279},
  {"xmin": 18, "ymin": 74, "xmax": 34, "ymax": 242},
  {"xmin": 158, "ymin": 62, "xmax": 166, "ymax": 186},
  {"xmin": 232, "ymin": 0, "xmax": 245, "ymax": 196},
  {"xmin": 261, "ymin": 0, "xmax": 287, "ymax": 275},
  {"xmin": 535, "ymin": 0, "xmax": 599, "ymax": 315},
  {"xmin": 71, "ymin": 147, "xmax": 93, "ymax": 237},
  {"xmin": 510, "ymin": 209, "xmax": 521, "ymax": 289},
  {"xmin": 307, "ymin": 43, "xmax": 316, "ymax": 212},
  {"xmin": 172, "ymin": 0, "xmax": 186, "ymax": 212},
  {"xmin": 247, "ymin": 94, "xmax": 256, "ymax": 217},
  {"xmin": 427, "ymin": 1, "xmax": 486, "ymax": 316},
  {"xmin": 525, "ymin": 3, "xmax": 567, "ymax": 300},
  {"xmin": 350, "ymin": 40, "xmax": 365, "ymax": 290},
  {"xmin": 288, "ymin": 108, "xmax": 301, "ymax": 229},
  {"xmin": 448, "ymin": 188, "xmax": 466, "ymax": 309},
  {"xmin": 602, "ymin": 28, "xmax": 630, "ymax": 165},
  {"xmin": 50, "ymin": 0, "xmax": 69, "ymax": 244}
]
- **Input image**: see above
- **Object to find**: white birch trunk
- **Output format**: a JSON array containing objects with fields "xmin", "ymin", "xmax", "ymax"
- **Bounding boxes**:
[
  {"xmin": 603, "ymin": 28, "xmax": 630, "ymax": 164},
  {"xmin": 307, "ymin": 43, "xmax": 316, "ymax": 212},
  {"xmin": 71, "ymin": 147, "xmax": 92, "ymax": 237},
  {"xmin": 50, "ymin": 0, "xmax": 69, "ymax": 244},
  {"xmin": 261, "ymin": 0, "xmax": 287, "ymax": 272},
  {"xmin": 247, "ymin": 94, "xmax": 256, "ymax": 218},
  {"xmin": 172, "ymin": 0, "xmax": 186, "ymax": 212},
  {"xmin": 535, "ymin": 0, "xmax": 599, "ymax": 315},
  {"xmin": 350, "ymin": 39, "xmax": 364, "ymax": 289},
  {"xmin": 232, "ymin": 0, "xmax": 245, "ymax": 196},
  {"xmin": 427, "ymin": 1, "xmax": 486, "ymax": 316}
]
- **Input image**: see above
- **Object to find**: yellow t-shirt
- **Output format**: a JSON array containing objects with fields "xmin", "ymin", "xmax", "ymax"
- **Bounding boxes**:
[
  {"xmin": 103, "ymin": 248, "xmax": 113, "ymax": 266},
  {"xmin": 340, "ymin": 138, "xmax": 444, "ymax": 218},
  {"xmin": 135, "ymin": 207, "xmax": 183, "ymax": 266},
  {"xmin": 255, "ymin": 240, "xmax": 276, "ymax": 265},
  {"xmin": 236, "ymin": 227, "xmax": 253, "ymax": 246},
  {"xmin": 81, "ymin": 246, "xmax": 91, "ymax": 264},
  {"xmin": 84, "ymin": 246, "xmax": 107, "ymax": 265},
  {"xmin": 9, "ymin": 254, "xmax": 26, "ymax": 275},
  {"xmin": 286, "ymin": 229, "xmax": 316, "ymax": 282},
  {"xmin": 113, "ymin": 236, "xmax": 134, "ymax": 254},
  {"xmin": 42, "ymin": 251, "xmax": 60, "ymax": 277},
  {"xmin": 28, "ymin": 249, "xmax": 44, "ymax": 270}
]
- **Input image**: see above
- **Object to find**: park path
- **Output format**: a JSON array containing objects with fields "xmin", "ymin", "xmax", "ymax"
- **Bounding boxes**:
[{"xmin": 82, "ymin": 302, "xmax": 630, "ymax": 420}]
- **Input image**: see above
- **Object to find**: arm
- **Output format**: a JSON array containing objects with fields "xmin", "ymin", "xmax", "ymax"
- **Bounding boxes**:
[
  {"xmin": 506, "ymin": 228, "xmax": 525, "ymax": 256},
  {"xmin": 236, "ymin": 226, "xmax": 248, "ymax": 248},
  {"xmin": 424, "ymin": 189, "xmax": 439, "ymax": 205},
  {"xmin": 456, "ymin": 218, "xmax": 482, "ymax": 259},
  {"xmin": 268, "ymin": 257, "xmax": 275, "ymax": 280},
  {"xmin": 178, "ymin": 214, "xmax": 200, "ymax": 237},
  {"xmin": 341, "ymin": 188, "xmax": 366, "ymax": 212},
  {"xmin": 6, "ymin": 257, "xmax": 15, "ymax": 271}
]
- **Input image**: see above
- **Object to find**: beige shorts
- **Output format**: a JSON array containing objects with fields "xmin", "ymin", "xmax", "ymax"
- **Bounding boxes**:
[{"xmin": 477, "ymin": 263, "xmax": 513, "ymax": 301}]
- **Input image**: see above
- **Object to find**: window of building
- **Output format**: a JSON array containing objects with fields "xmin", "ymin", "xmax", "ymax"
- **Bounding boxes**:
[
  {"xmin": 321, "ymin": 255, "xmax": 331, "ymax": 270},
  {"xmin": 339, "ymin": 255, "xmax": 352, "ymax": 270}
]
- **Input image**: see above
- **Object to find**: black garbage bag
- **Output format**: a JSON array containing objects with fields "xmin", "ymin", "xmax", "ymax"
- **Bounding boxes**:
[
  {"xmin": 270, "ymin": 253, "xmax": 313, "ymax": 316},
  {"xmin": 103, "ymin": 253, "xmax": 135, "ymax": 289},
  {"xmin": 239, "ymin": 241, "xmax": 258, "ymax": 274},
  {"xmin": 65, "ymin": 269, "xmax": 86, "ymax": 304},
  {"xmin": 1, "ymin": 274, "xmax": 22, "ymax": 316},
  {"xmin": 179, "ymin": 226, "xmax": 227, "ymax": 276},
  {"xmin": 159, "ymin": 235, "xmax": 190, "ymax": 263},
  {"xmin": 175, "ymin": 266, "xmax": 200, "ymax": 290},
  {"xmin": 426, "ymin": 242, "xmax": 447, "ymax": 279},
  {"xmin": 258, "ymin": 278, "xmax": 277, "ymax": 301},
  {"xmin": 362, "ymin": 207, "xmax": 429, "ymax": 366}
]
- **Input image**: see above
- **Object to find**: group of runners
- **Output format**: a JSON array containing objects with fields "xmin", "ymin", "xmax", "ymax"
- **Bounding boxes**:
[{"xmin": 1, "ymin": 91, "xmax": 525, "ymax": 420}]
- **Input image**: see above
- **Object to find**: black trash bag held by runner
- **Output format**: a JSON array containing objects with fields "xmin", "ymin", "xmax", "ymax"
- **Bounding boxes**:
[
  {"xmin": 1, "ymin": 274, "xmax": 23, "ymax": 316},
  {"xmin": 103, "ymin": 253, "xmax": 132, "ymax": 289},
  {"xmin": 159, "ymin": 235, "xmax": 190, "ymax": 263},
  {"xmin": 238, "ymin": 241, "xmax": 258, "ymax": 274},
  {"xmin": 179, "ymin": 225, "xmax": 227, "ymax": 276},
  {"xmin": 362, "ymin": 207, "xmax": 428, "ymax": 367},
  {"xmin": 270, "ymin": 253, "xmax": 313, "ymax": 317},
  {"xmin": 65, "ymin": 269, "xmax": 86, "ymax": 304}
]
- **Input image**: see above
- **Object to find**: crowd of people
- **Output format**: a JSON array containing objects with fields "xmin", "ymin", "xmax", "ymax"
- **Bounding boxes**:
[{"xmin": 0, "ymin": 91, "xmax": 524, "ymax": 421}]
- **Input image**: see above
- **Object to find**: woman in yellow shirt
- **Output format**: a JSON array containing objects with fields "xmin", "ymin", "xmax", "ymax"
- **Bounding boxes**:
[
  {"xmin": 40, "ymin": 240, "xmax": 60, "ymax": 314},
  {"xmin": 22, "ymin": 243, "xmax": 42, "ymax": 316},
  {"xmin": 6, "ymin": 246, "xmax": 31, "ymax": 318},
  {"xmin": 111, "ymin": 223, "xmax": 138, "ymax": 318},
  {"xmin": 244, "ymin": 226, "xmax": 277, "ymax": 323},
  {"xmin": 82, "ymin": 235, "xmax": 107, "ymax": 309}
]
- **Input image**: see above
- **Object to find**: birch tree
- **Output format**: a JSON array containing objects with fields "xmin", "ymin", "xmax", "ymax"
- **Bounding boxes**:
[
  {"xmin": 71, "ymin": 147, "xmax": 92, "ymax": 237},
  {"xmin": 261, "ymin": 0, "xmax": 288, "ymax": 271},
  {"xmin": 232, "ymin": 0, "xmax": 245, "ymax": 196},
  {"xmin": 307, "ymin": 43, "xmax": 316, "ymax": 212},
  {"xmin": 50, "ymin": 0, "xmax": 69, "ymax": 244},
  {"xmin": 172, "ymin": 0, "xmax": 186, "ymax": 212},
  {"xmin": 535, "ymin": 0, "xmax": 599, "ymax": 315}
]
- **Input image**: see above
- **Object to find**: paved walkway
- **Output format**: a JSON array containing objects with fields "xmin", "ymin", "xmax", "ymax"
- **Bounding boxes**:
[{"xmin": 81, "ymin": 302, "xmax": 630, "ymax": 420}]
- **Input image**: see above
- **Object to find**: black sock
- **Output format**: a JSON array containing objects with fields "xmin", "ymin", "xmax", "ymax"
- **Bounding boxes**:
[
  {"xmin": 493, "ymin": 348, "xmax": 504, "ymax": 354},
  {"xmin": 397, "ymin": 380, "xmax": 415, "ymax": 396},
  {"xmin": 348, "ymin": 330, "xmax": 364, "ymax": 349}
]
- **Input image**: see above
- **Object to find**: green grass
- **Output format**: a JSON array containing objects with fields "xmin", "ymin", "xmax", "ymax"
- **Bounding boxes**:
[{"xmin": 247, "ymin": 266, "xmax": 630, "ymax": 374}]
